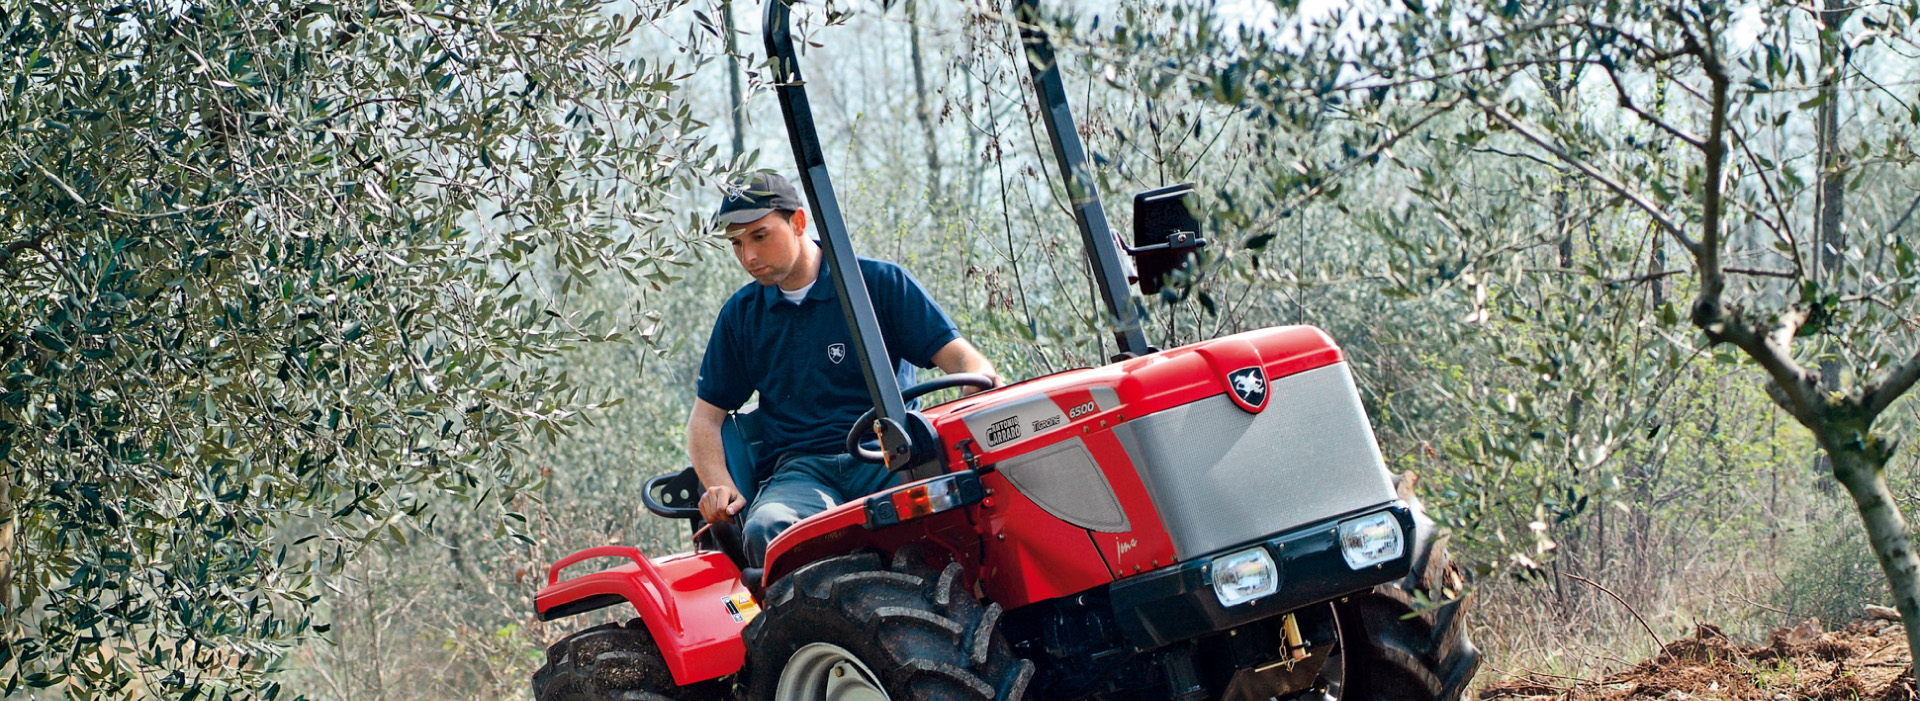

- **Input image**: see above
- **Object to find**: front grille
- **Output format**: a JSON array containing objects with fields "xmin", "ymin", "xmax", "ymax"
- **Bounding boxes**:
[{"xmin": 1111, "ymin": 362, "xmax": 1396, "ymax": 559}]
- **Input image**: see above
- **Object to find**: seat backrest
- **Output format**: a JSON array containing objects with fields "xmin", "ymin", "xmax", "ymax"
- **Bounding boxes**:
[{"xmin": 722, "ymin": 404, "xmax": 767, "ymax": 506}]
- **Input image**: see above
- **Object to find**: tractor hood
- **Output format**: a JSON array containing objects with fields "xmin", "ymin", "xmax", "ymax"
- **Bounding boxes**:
[{"xmin": 929, "ymin": 325, "xmax": 1399, "ymax": 565}]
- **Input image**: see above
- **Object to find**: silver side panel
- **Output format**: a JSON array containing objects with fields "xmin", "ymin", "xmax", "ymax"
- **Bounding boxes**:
[{"xmin": 1112, "ymin": 362, "xmax": 1396, "ymax": 559}]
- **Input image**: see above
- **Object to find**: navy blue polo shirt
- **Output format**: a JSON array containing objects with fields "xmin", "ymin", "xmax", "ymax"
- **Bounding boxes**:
[{"xmin": 696, "ymin": 248, "xmax": 960, "ymax": 469}]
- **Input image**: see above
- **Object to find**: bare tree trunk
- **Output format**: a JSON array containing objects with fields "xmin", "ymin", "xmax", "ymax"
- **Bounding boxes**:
[
  {"xmin": 1650, "ymin": 76, "xmax": 1671, "ymax": 307},
  {"xmin": 1830, "ymin": 444, "xmax": 1920, "ymax": 662},
  {"xmin": 1814, "ymin": 0, "xmax": 1849, "ymax": 283},
  {"xmin": 724, "ymin": 0, "xmax": 746, "ymax": 160},
  {"xmin": 0, "ymin": 472, "xmax": 13, "ymax": 616},
  {"xmin": 367, "ymin": 570, "xmax": 386, "ymax": 700},
  {"xmin": 1543, "ymin": 58, "xmax": 1577, "ymax": 269},
  {"xmin": 908, "ymin": 0, "xmax": 943, "ymax": 210},
  {"xmin": 1812, "ymin": 0, "xmax": 1849, "ymax": 476}
]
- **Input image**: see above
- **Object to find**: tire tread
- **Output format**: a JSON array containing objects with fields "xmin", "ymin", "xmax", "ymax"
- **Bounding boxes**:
[
  {"xmin": 743, "ymin": 548, "xmax": 1028, "ymax": 700},
  {"xmin": 1339, "ymin": 472, "xmax": 1481, "ymax": 701}
]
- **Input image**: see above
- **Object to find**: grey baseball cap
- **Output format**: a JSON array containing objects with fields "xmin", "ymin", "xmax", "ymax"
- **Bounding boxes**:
[{"xmin": 714, "ymin": 173, "xmax": 806, "ymax": 228}]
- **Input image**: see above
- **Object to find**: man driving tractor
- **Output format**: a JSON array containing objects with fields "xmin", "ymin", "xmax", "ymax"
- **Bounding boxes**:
[{"xmin": 688, "ymin": 173, "xmax": 1001, "ymax": 564}]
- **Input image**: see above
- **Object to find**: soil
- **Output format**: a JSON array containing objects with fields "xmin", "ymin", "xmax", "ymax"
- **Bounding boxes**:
[{"xmin": 1481, "ymin": 618, "xmax": 1916, "ymax": 700}]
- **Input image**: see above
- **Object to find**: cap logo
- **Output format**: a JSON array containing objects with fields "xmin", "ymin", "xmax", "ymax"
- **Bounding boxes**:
[
  {"xmin": 827, "ymin": 343, "xmax": 846, "ymax": 364},
  {"xmin": 1227, "ymin": 366, "xmax": 1268, "ymax": 413}
]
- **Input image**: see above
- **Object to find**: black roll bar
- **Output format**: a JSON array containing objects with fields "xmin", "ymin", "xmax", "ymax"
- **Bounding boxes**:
[
  {"xmin": 765, "ymin": 0, "xmax": 914, "ymax": 465},
  {"xmin": 1015, "ymin": 0, "xmax": 1151, "ymax": 359}
]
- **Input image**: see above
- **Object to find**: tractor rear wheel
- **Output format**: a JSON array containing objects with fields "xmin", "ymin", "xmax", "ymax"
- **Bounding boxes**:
[
  {"xmin": 1332, "ymin": 473, "xmax": 1481, "ymax": 701},
  {"xmin": 742, "ymin": 549, "xmax": 1034, "ymax": 700},
  {"xmin": 533, "ymin": 619, "xmax": 730, "ymax": 701}
]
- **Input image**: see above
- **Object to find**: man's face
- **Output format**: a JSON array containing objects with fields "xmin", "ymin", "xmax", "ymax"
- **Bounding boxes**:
[{"xmin": 726, "ymin": 209, "xmax": 809, "ymax": 288}]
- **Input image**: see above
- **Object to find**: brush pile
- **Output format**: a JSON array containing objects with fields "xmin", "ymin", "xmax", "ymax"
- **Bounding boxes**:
[{"xmin": 1482, "ymin": 614, "xmax": 1915, "ymax": 700}]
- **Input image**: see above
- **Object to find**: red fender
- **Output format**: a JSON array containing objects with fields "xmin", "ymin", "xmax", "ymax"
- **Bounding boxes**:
[
  {"xmin": 534, "ymin": 546, "xmax": 755, "ymax": 686},
  {"xmin": 760, "ymin": 486, "xmax": 985, "ymax": 589}
]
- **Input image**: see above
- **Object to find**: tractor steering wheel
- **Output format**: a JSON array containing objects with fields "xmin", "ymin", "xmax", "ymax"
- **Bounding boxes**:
[{"xmin": 845, "ymin": 373, "xmax": 997, "ymax": 464}]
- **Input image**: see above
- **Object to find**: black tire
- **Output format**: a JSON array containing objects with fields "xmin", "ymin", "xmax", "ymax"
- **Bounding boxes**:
[
  {"xmin": 742, "ymin": 549, "xmax": 1034, "ymax": 700},
  {"xmin": 533, "ymin": 619, "xmax": 730, "ymax": 701},
  {"xmin": 1335, "ymin": 473, "xmax": 1481, "ymax": 701}
]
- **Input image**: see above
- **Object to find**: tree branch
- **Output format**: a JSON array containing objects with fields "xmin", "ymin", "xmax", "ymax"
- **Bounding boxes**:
[
  {"xmin": 1473, "ymin": 99, "xmax": 1696, "ymax": 252},
  {"xmin": 1611, "ymin": 266, "xmax": 1798, "ymax": 285},
  {"xmin": 12, "ymin": 144, "xmax": 88, "ymax": 207},
  {"xmin": 1865, "ymin": 349, "xmax": 1920, "ymax": 416},
  {"xmin": 1687, "ymin": 15, "xmax": 1732, "ymax": 308},
  {"xmin": 1886, "ymin": 191, "xmax": 1920, "ymax": 238},
  {"xmin": 1726, "ymin": 266, "xmax": 1799, "ymax": 279},
  {"xmin": 1709, "ymin": 307, "xmax": 1825, "ymax": 426},
  {"xmin": 1602, "ymin": 62, "xmax": 1705, "ymax": 148},
  {"xmin": 1562, "ymin": 572, "xmax": 1663, "ymax": 650},
  {"xmin": 1732, "ymin": 122, "xmax": 1810, "ymax": 280}
]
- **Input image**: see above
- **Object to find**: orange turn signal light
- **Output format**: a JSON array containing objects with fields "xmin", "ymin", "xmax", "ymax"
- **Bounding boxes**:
[{"xmin": 865, "ymin": 472, "xmax": 985, "ymax": 529}]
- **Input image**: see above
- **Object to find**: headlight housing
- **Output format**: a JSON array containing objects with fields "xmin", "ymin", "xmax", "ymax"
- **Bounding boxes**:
[
  {"xmin": 1210, "ymin": 546, "xmax": 1279, "ymax": 607},
  {"xmin": 1338, "ymin": 511, "xmax": 1404, "ymax": 569}
]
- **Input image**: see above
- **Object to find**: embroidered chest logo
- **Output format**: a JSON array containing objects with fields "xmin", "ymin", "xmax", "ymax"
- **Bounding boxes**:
[{"xmin": 827, "ymin": 343, "xmax": 847, "ymax": 364}]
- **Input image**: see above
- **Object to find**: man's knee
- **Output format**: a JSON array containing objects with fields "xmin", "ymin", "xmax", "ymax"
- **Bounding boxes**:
[{"xmin": 743, "ymin": 501, "xmax": 803, "ymax": 562}]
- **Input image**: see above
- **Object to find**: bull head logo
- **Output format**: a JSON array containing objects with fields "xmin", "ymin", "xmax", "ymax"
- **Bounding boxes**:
[{"xmin": 1227, "ymin": 366, "xmax": 1267, "ymax": 412}]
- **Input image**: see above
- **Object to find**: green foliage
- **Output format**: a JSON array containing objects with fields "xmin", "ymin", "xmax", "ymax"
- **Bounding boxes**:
[
  {"xmin": 0, "ymin": 0, "xmax": 730, "ymax": 696},
  {"xmin": 1072, "ymin": 0, "xmax": 1920, "ymax": 588},
  {"xmin": 138, "ymin": 0, "xmax": 1917, "ymax": 691},
  {"xmin": 1773, "ymin": 505, "xmax": 1892, "ymax": 626}
]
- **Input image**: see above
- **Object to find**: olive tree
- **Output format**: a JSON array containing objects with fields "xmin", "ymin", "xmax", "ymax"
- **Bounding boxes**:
[
  {"xmin": 0, "ymin": 1, "xmax": 729, "ymax": 696},
  {"xmin": 1114, "ymin": 0, "xmax": 1920, "ymax": 662}
]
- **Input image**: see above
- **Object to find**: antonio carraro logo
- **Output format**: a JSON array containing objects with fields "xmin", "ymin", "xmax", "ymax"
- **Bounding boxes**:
[
  {"xmin": 827, "ymin": 343, "xmax": 846, "ymax": 364},
  {"xmin": 966, "ymin": 394, "xmax": 1074, "ymax": 450},
  {"xmin": 986, "ymin": 416, "xmax": 1022, "ymax": 446},
  {"xmin": 1227, "ymin": 366, "xmax": 1268, "ymax": 413}
]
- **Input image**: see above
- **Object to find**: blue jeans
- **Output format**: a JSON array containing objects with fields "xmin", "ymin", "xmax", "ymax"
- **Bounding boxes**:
[{"xmin": 743, "ymin": 452, "xmax": 894, "ymax": 566}]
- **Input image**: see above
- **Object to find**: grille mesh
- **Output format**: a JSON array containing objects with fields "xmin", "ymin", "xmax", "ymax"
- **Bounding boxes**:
[
  {"xmin": 1112, "ymin": 362, "xmax": 1396, "ymax": 559},
  {"xmin": 998, "ymin": 436, "xmax": 1131, "ymax": 532}
]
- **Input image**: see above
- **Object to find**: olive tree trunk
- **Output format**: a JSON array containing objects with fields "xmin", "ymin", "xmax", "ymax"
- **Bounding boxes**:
[
  {"xmin": 0, "ymin": 472, "xmax": 13, "ymax": 615},
  {"xmin": 908, "ymin": 0, "xmax": 943, "ymax": 210},
  {"xmin": 1474, "ymin": 6, "xmax": 1920, "ymax": 670},
  {"xmin": 1830, "ymin": 445, "xmax": 1920, "ymax": 643}
]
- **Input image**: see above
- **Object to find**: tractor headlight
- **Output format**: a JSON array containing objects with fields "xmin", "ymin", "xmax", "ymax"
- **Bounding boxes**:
[
  {"xmin": 1338, "ymin": 511, "xmax": 1404, "ymax": 570},
  {"xmin": 1210, "ymin": 547, "xmax": 1279, "ymax": 607}
]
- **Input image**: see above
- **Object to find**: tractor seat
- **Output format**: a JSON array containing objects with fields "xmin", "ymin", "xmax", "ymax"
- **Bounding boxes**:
[{"xmin": 643, "ymin": 404, "xmax": 768, "ymax": 519}]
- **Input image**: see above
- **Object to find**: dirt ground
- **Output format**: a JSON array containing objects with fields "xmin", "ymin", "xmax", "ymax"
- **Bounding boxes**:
[{"xmin": 1481, "ymin": 617, "xmax": 1916, "ymax": 700}]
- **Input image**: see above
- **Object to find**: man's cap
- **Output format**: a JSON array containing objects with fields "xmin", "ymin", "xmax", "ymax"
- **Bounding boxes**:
[{"xmin": 715, "ymin": 173, "xmax": 805, "ymax": 228}]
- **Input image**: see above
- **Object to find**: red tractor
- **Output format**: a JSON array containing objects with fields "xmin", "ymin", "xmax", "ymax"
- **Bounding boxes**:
[{"xmin": 531, "ymin": 1, "xmax": 1480, "ymax": 698}]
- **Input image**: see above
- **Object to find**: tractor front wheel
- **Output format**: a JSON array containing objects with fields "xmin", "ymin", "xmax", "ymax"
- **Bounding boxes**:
[
  {"xmin": 742, "ymin": 549, "xmax": 1034, "ymax": 700},
  {"xmin": 533, "ymin": 619, "xmax": 729, "ymax": 701},
  {"xmin": 1332, "ymin": 473, "xmax": 1481, "ymax": 701}
]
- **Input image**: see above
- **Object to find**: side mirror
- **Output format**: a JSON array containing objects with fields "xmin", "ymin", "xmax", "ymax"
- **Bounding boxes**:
[{"xmin": 1129, "ymin": 183, "xmax": 1206, "ymax": 295}]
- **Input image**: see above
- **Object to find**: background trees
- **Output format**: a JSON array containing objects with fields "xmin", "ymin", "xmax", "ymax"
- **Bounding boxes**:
[
  {"xmin": 0, "ymin": 1, "xmax": 732, "ymax": 695},
  {"xmin": 1163, "ymin": 0, "xmax": 1920, "ymax": 658}
]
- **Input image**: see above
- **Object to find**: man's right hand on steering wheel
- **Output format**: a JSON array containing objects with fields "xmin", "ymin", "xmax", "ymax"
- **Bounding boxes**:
[{"xmin": 700, "ymin": 485, "xmax": 746, "ymax": 524}]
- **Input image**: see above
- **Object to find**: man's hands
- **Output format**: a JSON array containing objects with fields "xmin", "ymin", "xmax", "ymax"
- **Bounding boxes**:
[
  {"xmin": 961, "ymin": 370, "xmax": 1005, "ymax": 396},
  {"xmin": 688, "ymin": 398, "xmax": 743, "ymax": 524},
  {"xmin": 700, "ymin": 485, "xmax": 747, "ymax": 524}
]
